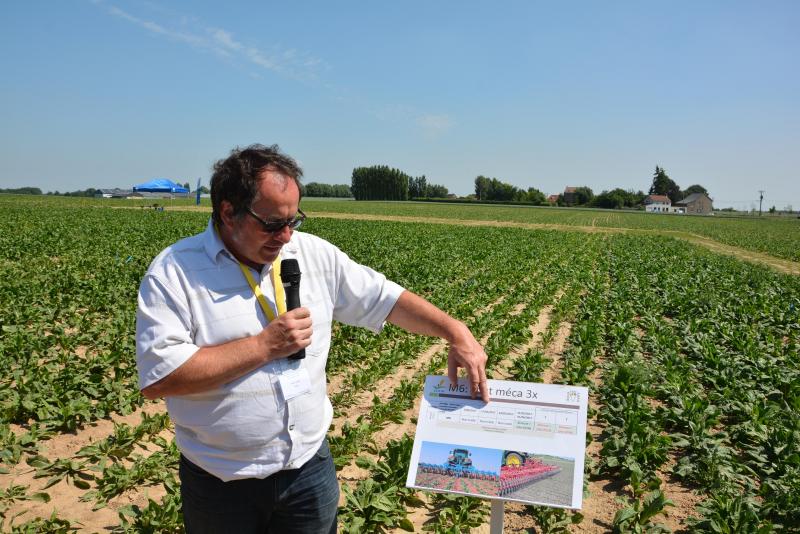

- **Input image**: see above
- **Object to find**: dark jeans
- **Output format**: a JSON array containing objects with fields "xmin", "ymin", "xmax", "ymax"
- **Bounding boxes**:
[{"xmin": 179, "ymin": 440, "xmax": 339, "ymax": 534}]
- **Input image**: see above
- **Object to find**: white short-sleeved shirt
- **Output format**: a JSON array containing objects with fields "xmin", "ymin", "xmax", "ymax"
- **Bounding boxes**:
[{"xmin": 136, "ymin": 219, "xmax": 404, "ymax": 481}]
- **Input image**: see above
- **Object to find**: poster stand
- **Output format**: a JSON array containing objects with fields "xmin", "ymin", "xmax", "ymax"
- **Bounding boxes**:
[{"xmin": 490, "ymin": 500, "xmax": 504, "ymax": 533}]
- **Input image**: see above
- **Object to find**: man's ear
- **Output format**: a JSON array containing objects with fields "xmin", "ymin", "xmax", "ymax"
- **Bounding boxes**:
[{"xmin": 219, "ymin": 201, "xmax": 236, "ymax": 229}]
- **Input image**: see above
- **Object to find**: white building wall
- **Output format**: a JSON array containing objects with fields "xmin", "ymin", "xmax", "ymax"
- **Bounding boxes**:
[{"xmin": 645, "ymin": 203, "xmax": 671, "ymax": 213}]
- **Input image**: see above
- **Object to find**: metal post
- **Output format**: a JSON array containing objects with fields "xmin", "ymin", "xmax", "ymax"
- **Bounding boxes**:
[{"xmin": 490, "ymin": 499, "xmax": 504, "ymax": 533}]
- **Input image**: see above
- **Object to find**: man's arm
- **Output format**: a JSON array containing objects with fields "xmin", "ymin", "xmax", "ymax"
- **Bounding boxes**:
[
  {"xmin": 141, "ymin": 308, "xmax": 312, "ymax": 399},
  {"xmin": 386, "ymin": 290, "xmax": 489, "ymax": 402}
]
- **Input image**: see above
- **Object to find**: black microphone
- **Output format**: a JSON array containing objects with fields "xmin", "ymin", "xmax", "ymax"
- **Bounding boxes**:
[{"xmin": 280, "ymin": 259, "xmax": 305, "ymax": 360}]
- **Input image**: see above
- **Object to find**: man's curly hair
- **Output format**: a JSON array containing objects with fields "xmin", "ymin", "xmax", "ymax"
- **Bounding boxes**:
[{"xmin": 210, "ymin": 144, "xmax": 303, "ymax": 224}]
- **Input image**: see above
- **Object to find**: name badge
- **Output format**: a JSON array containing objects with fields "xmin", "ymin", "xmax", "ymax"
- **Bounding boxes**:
[{"xmin": 278, "ymin": 368, "xmax": 312, "ymax": 402}]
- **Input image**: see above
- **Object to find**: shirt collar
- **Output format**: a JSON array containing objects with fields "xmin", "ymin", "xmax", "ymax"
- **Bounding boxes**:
[{"xmin": 202, "ymin": 218, "xmax": 229, "ymax": 264}]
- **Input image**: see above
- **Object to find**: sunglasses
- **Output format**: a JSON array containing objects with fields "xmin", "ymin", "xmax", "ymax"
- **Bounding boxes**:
[{"xmin": 246, "ymin": 207, "xmax": 306, "ymax": 233}]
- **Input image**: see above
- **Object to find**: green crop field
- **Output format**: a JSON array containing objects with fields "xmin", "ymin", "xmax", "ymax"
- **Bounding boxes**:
[
  {"xmin": 1, "ymin": 195, "xmax": 798, "ymax": 532},
  {"xmin": 299, "ymin": 198, "xmax": 800, "ymax": 264}
]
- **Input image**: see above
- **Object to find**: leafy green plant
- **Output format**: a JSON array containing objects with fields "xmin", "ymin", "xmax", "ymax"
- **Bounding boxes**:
[
  {"xmin": 0, "ymin": 484, "xmax": 50, "ymax": 518},
  {"xmin": 7, "ymin": 511, "xmax": 78, "ymax": 533},
  {"xmin": 356, "ymin": 434, "xmax": 422, "ymax": 506},
  {"xmin": 510, "ymin": 349, "xmax": 550, "ymax": 382},
  {"xmin": 27, "ymin": 456, "xmax": 94, "ymax": 490},
  {"xmin": 686, "ymin": 493, "xmax": 773, "ymax": 534},
  {"xmin": 422, "ymin": 493, "xmax": 488, "ymax": 533},
  {"xmin": 611, "ymin": 490, "xmax": 673, "ymax": 534},
  {"xmin": 339, "ymin": 479, "xmax": 413, "ymax": 533},
  {"xmin": 116, "ymin": 484, "xmax": 183, "ymax": 534},
  {"xmin": 611, "ymin": 464, "xmax": 673, "ymax": 534},
  {"xmin": 84, "ymin": 441, "xmax": 179, "ymax": 509},
  {"xmin": 526, "ymin": 505, "xmax": 583, "ymax": 533}
]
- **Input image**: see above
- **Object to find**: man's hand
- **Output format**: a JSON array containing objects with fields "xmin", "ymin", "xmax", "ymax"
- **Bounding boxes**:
[
  {"xmin": 386, "ymin": 291, "xmax": 490, "ymax": 402},
  {"xmin": 260, "ymin": 307, "xmax": 313, "ymax": 359},
  {"xmin": 140, "ymin": 307, "xmax": 313, "ymax": 399},
  {"xmin": 446, "ymin": 323, "xmax": 489, "ymax": 402}
]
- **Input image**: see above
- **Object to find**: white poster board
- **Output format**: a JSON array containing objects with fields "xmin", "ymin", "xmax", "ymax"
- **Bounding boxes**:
[{"xmin": 406, "ymin": 376, "xmax": 588, "ymax": 509}]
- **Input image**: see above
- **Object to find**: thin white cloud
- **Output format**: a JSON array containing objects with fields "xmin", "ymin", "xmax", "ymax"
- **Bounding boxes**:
[
  {"xmin": 95, "ymin": 1, "xmax": 325, "ymax": 80},
  {"xmin": 211, "ymin": 28, "xmax": 242, "ymax": 52},
  {"xmin": 107, "ymin": 6, "xmax": 205, "ymax": 48},
  {"xmin": 416, "ymin": 114, "xmax": 454, "ymax": 136}
]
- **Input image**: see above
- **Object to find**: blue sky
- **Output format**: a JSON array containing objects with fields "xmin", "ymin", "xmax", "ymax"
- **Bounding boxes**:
[{"xmin": 1, "ymin": 1, "xmax": 798, "ymax": 209}]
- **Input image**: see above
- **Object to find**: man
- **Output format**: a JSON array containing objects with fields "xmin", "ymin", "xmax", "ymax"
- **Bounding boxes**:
[{"xmin": 136, "ymin": 144, "xmax": 488, "ymax": 533}]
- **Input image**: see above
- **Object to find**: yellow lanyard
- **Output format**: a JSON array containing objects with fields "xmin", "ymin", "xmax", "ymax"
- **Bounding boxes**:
[
  {"xmin": 215, "ymin": 223, "xmax": 287, "ymax": 322},
  {"xmin": 238, "ymin": 259, "xmax": 286, "ymax": 322}
]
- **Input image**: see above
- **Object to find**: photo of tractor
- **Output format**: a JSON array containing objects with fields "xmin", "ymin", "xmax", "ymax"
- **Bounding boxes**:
[
  {"xmin": 418, "ymin": 447, "xmax": 499, "ymax": 481},
  {"xmin": 414, "ymin": 442, "xmax": 502, "ymax": 496},
  {"xmin": 447, "ymin": 448, "xmax": 473, "ymax": 474}
]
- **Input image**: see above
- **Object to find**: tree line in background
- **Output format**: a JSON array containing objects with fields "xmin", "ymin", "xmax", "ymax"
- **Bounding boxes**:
[
  {"xmin": 301, "ymin": 182, "xmax": 352, "ymax": 198},
  {"xmin": 0, "ymin": 187, "xmax": 44, "ymax": 195},
  {"xmin": 350, "ymin": 165, "xmax": 449, "ymax": 201},
  {"xmin": 0, "ymin": 187, "xmax": 103, "ymax": 197},
  {"xmin": 473, "ymin": 175, "xmax": 547, "ymax": 204},
  {"xmin": 346, "ymin": 164, "xmax": 712, "ymax": 208},
  {"xmin": 0, "ymin": 165, "xmax": 726, "ymax": 210}
]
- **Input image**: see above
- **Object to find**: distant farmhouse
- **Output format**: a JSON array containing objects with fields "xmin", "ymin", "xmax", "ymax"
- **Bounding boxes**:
[
  {"xmin": 643, "ymin": 195, "xmax": 678, "ymax": 213},
  {"xmin": 644, "ymin": 192, "xmax": 713, "ymax": 215},
  {"xmin": 675, "ymin": 192, "xmax": 713, "ymax": 215}
]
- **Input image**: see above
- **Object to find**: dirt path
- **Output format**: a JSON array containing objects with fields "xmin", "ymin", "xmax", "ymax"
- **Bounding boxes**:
[{"xmin": 540, "ymin": 321, "xmax": 573, "ymax": 384}]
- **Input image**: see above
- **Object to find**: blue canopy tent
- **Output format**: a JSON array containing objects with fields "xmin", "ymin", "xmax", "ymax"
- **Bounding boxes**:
[{"xmin": 132, "ymin": 179, "xmax": 189, "ymax": 194}]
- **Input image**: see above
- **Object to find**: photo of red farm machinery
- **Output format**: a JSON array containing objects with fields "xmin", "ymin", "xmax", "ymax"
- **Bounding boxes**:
[{"xmin": 498, "ymin": 451, "xmax": 561, "ymax": 497}]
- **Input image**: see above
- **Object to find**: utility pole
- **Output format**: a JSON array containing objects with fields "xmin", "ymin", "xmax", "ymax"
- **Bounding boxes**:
[{"xmin": 758, "ymin": 190, "xmax": 765, "ymax": 216}]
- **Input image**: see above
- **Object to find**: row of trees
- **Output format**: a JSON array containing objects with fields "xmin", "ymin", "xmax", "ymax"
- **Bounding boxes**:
[
  {"xmin": 474, "ymin": 176, "xmax": 547, "ymax": 204},
  {"xmin": 409, "ymin": 175, "xmax": 448, "ymax": 199},
  {"xmin": 302, "ymin": 182, "xmax": 352, "ymax": 198},
  {"xmin": 347, "ymin": 165, "xmax": 709, "ymax": 207},
  {"xmin": 0, "ymin": 187, "xmax": 43, "ymax": 195},
  {"xmin": 556, "ymin": 187, "xmax": 646, "ymax": 209},
  {"xmin": 351, "ymin": 166, "xmax": 449, "ymax": 201},
  {"xmin": 14, "ymin": 187, "xmax": 103, "ymax": 197},
  {"xmin": 351, "ymin": 166, "xmax": 410, "ymax": 200}
]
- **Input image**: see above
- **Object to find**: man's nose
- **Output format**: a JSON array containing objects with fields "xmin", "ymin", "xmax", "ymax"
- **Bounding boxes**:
[{"xmin": 275, "ymin": 225, "xmax": 293, "ymax": 243}]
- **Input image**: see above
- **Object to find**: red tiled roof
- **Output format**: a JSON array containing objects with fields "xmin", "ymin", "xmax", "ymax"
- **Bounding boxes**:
[{"xmin": 645, "ymin": 195, "xmax": 671, "ymax": 204}]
